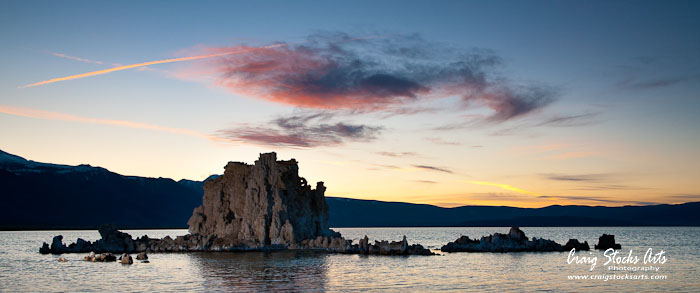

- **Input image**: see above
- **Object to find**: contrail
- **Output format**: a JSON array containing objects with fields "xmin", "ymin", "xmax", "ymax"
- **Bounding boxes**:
[
  {"xmin": 48, "ymin": 52, "xmax": 104, "ymax": 65},
  {"xmin": 20, "ymin": 44, "xmax": 284, "ymax": 88},
  {"xmin": 0, "ymin": 104, "xmax": 216, "ymax": 141}
]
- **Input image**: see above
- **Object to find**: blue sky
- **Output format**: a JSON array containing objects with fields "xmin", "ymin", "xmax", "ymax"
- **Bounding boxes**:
[{"xmin": 1, "ymin": 0, "xmax": 699, "ymax": 207}]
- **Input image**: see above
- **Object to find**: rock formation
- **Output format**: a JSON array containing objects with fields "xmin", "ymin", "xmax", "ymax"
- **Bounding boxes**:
[
  {"xmin": 440, "ymin": 227, "xmax": 590, "ymax": 252},
  {"xmin": 594, "ymin": 234, "xmax": 621, "ymax": 250},
  {"xmin": 39, "ymin": 153, "xmax": 433, "ymax": 256},
  {"xmin": 354, "ymin": 235, "xmax": 433, "ymax": 255},
  {"xmin": 40, "ymin": 225, "xmax": 151, "ymax": 254},
  {"xmin": 186, "ymin": 152, "xmax": 335, "ymax": 250}
]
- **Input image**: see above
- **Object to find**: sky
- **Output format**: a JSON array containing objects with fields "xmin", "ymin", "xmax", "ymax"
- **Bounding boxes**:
[{"xmin": 1, "ymin": 0, "xmax": 699, "ymax": 208}]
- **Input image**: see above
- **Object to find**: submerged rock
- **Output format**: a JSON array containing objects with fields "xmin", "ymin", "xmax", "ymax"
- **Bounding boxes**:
[
  {"xmin": 83, "ymin": 252, "xmax": 117, "ymax": 262},
  {"xmin": 120, "ymin": 253, "xmax": 133, "ymax": 264},
  {"xmin": 440, "ymin": 227, "xmax": 590, "ymax": 252},
  {"xmin": 83, "ymin": 251, "xmax": 95, "ymax": 261},
  {"xmin": 136, "ymin": 252, "xmax": 148, "ymax": 260},
  {"xmin": 594, "ymin": 234, "xmax": 621, "ymax": 250},
  {"xmin": 96, "ymin": 253, "xmax": 117, "ymax": 262}
]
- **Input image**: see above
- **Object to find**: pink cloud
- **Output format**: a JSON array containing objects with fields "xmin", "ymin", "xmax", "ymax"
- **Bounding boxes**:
[{"xmin": 183, "ymin": 32, "xmax": 556, "ymax": 121}]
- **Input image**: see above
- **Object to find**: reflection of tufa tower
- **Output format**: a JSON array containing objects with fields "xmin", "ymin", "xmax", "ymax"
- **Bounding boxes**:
[{"xmin": 187, "ymin": 152, "xmax": 331, "ymax": 249}]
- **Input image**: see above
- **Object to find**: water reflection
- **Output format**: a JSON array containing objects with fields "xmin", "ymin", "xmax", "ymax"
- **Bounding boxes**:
[
  {"xmin": 2, "ymin": 228, "xmax": 698, "ymax": 291},
  {"xmin": 188, "ymin": 251, "xmax": 329, "ymax": 291}
]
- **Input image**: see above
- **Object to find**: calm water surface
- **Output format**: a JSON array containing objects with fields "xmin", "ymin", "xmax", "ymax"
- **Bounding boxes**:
[{"xmin": 1, "ymin": 227, "xmax": 698, "ymax": 291}]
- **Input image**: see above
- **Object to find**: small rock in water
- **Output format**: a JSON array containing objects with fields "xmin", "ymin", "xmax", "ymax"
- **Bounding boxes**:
[
  {"xmin": 563, "ymin": 239, "xmax": 590, "ymax": 251},
  {"xmin": 83, "ymin": 251, "xmax": 96, "ymax": 262},
  {"xmin": 120, "ymin": 253, "xmax": 133, "ymax": 264},
  {"xmin": 136, "ymin": 251, "xmax": 148, "ymax": 260},
  {"xmin": 96, "ymin": 253, "xmax": 117, "ymax": 262},
  {"xmin": 594, "ymin": 234, "xmax": 622, "ymax": 250},
  {"xmin": 83, "ymin": 251, "xmax": 116, "ymax": 262},
  {"xmin": 39, "ymin": 243, "xmax": 50, "ymax": 254},
  {"xmin": 57, "ymin": 257, "xmax": 68, "ymax": 262},
  {"xmin": 440, "ymin": 226, "xmax": 590, "ymax": 252}
]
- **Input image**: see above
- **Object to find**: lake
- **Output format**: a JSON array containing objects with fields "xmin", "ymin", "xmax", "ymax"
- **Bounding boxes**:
[{"xmin": 1, "ymin": 227, "xmax": 698, "ymax": 291}]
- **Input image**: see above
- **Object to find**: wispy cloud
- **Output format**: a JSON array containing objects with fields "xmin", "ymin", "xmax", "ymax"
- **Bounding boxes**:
[
  {"xmin": 366, "ymin": 163, "xmax": 456, "ymax": 175},
  {"xmin": 413, "ymin": 165, "xmax": 453, "ymax": 174},
  {"xmin": 543, "ymin": 173, "xmax": 651, "ymax": 191},
  {"xmin": 431, "ymin": 110, "xmax": 599, "ymax": 134},
  {"xmin": 537, "ymin": 195, "xmax": 658, "ymax": 205},
  {"xmin": 615, "ymin": 55, "xmax": 700, "ymax": 90},
  {"xmin": 573, "ymin": 184, "xmax": 650, "ymax": 191},
  {"xmin": 618, "ymin": 76, "xmax": 700, "ymax": 90},
  {"xmin": 467, "ymin": 180, "xmax": 656, "ymax": 205},
  {"xmin": 216, "ymin": 112, "xmax": 382, "ymax": 147},
  {"xmin": 367, "ymin": 164, "xmax": 401, "ymax": 171},
  {"xmin": 412, "ymin": 180, "xmax": 437, "ymax": 184},
  {"xmin": 48, "ymin": 51, "xmax": 103, "ymax": 65},
  {"xmin": 492, "ymin": 112, "xmax": 600, "ymax": 135},
  {"xmin": 375, "ymin": 105, "xmax": 442, "ymax": 118},
  {"xmin": 463, "ymin": 192, "xmax": 538, "ymax": 202},
  {"xmin": 0, "ymin": 104, "xmax": 215, "ymax": 140},
  {"xmin": 534, "ymin": 112, "xmax": 600, "ymax": 127},
  {"xmin": 424, "ymin": 137, "xmax": 463, "ymax": 146},
  {"xmin": 667, "ymin": 195, "xmax": 700, "ymax": 202},
  {"xmin": 464, "ymin": 85, "xmax": 557, "ymax": 122},
  {"xmin": 543, "ymin": 173, "xmax": 609, "ymax": 182},
  {"xmin": 377, "ymin": 151, "xmax": 418, "ymax": 157}
]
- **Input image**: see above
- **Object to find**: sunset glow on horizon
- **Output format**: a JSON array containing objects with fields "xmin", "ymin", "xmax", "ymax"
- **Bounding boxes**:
[{"xmin": 2, "ymin": 1, "xmax": 699, "ymax": 208}]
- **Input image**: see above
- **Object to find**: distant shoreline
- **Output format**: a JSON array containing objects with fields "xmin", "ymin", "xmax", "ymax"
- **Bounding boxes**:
[
  {"xmin": 0, "ymin": 226, "xmax": 188, "ymax": 231},
  {"xmin": 3, "ymin": 225, "xmax": 700, "ymax": 231},
  {"xmin": 3, "ymin": 149, "xmax": 699, "ymax": 230}
]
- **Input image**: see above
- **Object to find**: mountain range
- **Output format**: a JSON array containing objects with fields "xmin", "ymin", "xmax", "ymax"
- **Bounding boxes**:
[
  {"xmin": 0, "ymin": 149, "xmax": 204, "ymax": 229},
  {"xmin": 1, "ymin": 149, "xmax": 698, "ymax": 229}
]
